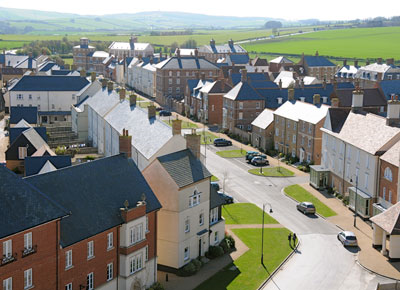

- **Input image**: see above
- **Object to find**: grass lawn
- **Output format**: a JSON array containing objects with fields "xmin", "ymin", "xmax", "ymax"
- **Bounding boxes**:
[
  {"xmin": 195, "ymin": 228, "xmax": 292, "ymax": 290},
  {"xmin": 216, "ymin": 149, "xmax": 246, "ymax": 158},
  {"xmin": 138, "ymin": 101, "xmax": 151, "ymax": 108},
  {"xmin": 284, "ymin": 185, "xmax": 337, "ymax": 218},
  {"xmin": 222, "ymin": 203, "xmax": 278, "ymax": 225},
  {"xmin": 211, "ymin": 175, "xmax": 219, "ymax": 182},
  {"xmin": 199, "ymin": 131, "xmax": 217, "ymax": 145},
  {"xmin": 163, "ymin": 119, "xmax": 198, "ymax": 129},
  {"xmin": 248, "ymin": 167, "xmax": 294, "ymax": 177}
]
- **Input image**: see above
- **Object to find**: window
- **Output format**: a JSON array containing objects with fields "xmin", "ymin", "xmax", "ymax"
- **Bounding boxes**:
[
  {"xmin": 239, "ymin": 102, "xmax": 243, "ymax": 109},
  {"xmin": 389, "ymin": 191, "xmax": 393, "ymax": 203},
  {"xmin": 199, "ymin": 213, "xmax": 204, "ymax": 226},
  {"xmin": 65, "ymin": 283, "xmax": 72, "ymax": 290},
  {"xmin": 146, "ymin": 216, "xmax": 149, "ymax": 233},
  {"xmin": 238, "ymin": 112, "xmax": 243, "ymax": 120},
  {"xmin": 176, "ymin": 78, "xmax": 180, "ymax": 85},
  {"xmin": 210, "ymin": 207, "xmax": 219, "ymax": 224},
  {"xmin": 209, "ymin": 71, "xmax": 213, "ymax": 77},
  {"xmin": 24, "ymin": 232, "xmax": 32, "ymax": 250},
  {"xmin": 18, "ymin": 147, "xmax": 27, "ymax": 159},
  {"xmin": 292, "ymin": 134, "xmax": 296, "ymax": 144},
  {"xmin": 145, "ymin": 246, "xmax": 148, "ymax": 261},
  {"xmin": 177, "ymin": 71, "xmax": 180, "ymax": 77},
  {"xmin": 87, "ymin": 273, "xmax": 93, "ymax": 290},
  {"xmin": 87, "ymin": 241, "xmax": 94, "ymax": 259},
  {"xmin": 275, "ymin": 128, "xmax": 279, "ymax": 137},
  {"xmin": 168, "ymin": 71, "xmax": 172, "ymax": 77},
  {"xmin": 189, "ymin": 189, "xmax": 201, "ymax": 207},
  {"xmin": 347, "ymin": 146, "xmax": 351, "ymax": 159},
  {"xmin": 346, "ymin": 163, "xmax": 350, "ymax": 178},
  {"xmin": 52, "ymin": 104, "xmax": 55, "ymax": 109},
  {"xmin": 3, "ymin": 278, "xmax": 12, "ymax": 290},
  {"xmin": 129, "ymin": 254, "xmax": 143, "ymax": 274},
  {"xmin": 184, "ymin": 247, "xmax": 189, "ymax": 261},
  {"xmin": 277, "ymin": 98, "xmax": 282, "ymax": 104},
  {"xmin": 24, "ymin": 269, "xmax": 32, "ymax": 289},
  {"xmin": 107, "ymin": 233, "xmax": 113, "ymax": 250},
  {"xmin": 294, "ymin": 122, "xmax": 297, "ymax": 130},
  {"xmin": 107, "ymin": 263, "xmax": 113, "ymax": 281},
  {"xmin": 383, "ymin": 187, "xmax": 386, "ymax": 200},
  {"xmin": 214, "ymin": 231, "xmax": 219, "ymax": 244},
  {"xmin": 365, "ymin": 155, "xmax": 370, "ymax": 169},
  {"xmin": 292, "ymin": 149, "xmax": 296, "ymax": 158},
  {"xmin": 287, "ymin": 120, "xmax": 290, "ymax": 128},
  {"xmin": 256, "ymin": 102, "xmax": 260, "ymax": 109},
  {"xmin": 186, "ymin": 72, "xmax": 189, "ymax": 77},
  {"xmin": 176, "ymin": 87, "xmax": 180, "ymax": 93},
  {"xmin": 307, "ymin": 153, "xmax": 311, "ymax": 163},
  {"xmin": 184, "ymin": 218, "xmax": 190, "ymax": 233},
  {"xmin": 37, "ymin": 105, "xmax": 40, "ymax": 110},
  {"xmin": 364, "ymin": 173, "xmax": 369, "ymax": 189},
  {"xmin": 29, "ymin": 94, "xmax": 32, "ymax": 100},
  {"xmin": 339, "ymin": 143, "xmax": 344, "ymax": 155},
  {"xmin": 211, "ymin": 105, "xmax": 215, "ymax": 111},
  {"xmin": 129, "ymin": 224, "xmax": 144, "ymax": 245},
  {"xmin": 356, "ymin": 150, "xmax": 360, "ymax": 163},
  {"xmin": 384, "ymin": 167, "xmax": 393, "ymax": 182},
  {"xmin": 168, "ymin": 78, "xmax": 172, "ymax": 85},
  {"xmin": 66, "ymin": 250, "xmax": 72, "ymax": 269},
  {"xmin": 275, "ymin": 142, "xmax": 278, "ymax": 150},
  {"xmin": 331, "ymin": 137, "xmax": 335, "ymax": 151},
  {"xmin": 3, "ymin": 240, "xmax": 12, "ymax": 258},
  {"xmin": 168, "ymin": 87, "xmax": 172, "ymax": 94},
  {"xmin": 308, "ymin": 138, "xmax": 312, "ymax": 148}
]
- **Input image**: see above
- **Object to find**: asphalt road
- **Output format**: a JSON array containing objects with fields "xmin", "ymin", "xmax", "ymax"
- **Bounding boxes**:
[{"xmin": 203, "ymin": 144, "xmax": 392, "ymax": 290}]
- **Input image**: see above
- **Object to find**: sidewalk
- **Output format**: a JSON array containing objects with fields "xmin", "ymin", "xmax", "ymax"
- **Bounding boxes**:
[{"xmin": 300, "ymin": 183, "xmax": 400, "ymax": 280}]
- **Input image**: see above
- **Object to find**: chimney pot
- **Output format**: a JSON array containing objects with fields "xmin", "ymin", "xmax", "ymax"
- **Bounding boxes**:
[
  {"xmin": 80, "ymin": 69, "xmax": 86, "ymax": 78},
  {"xmin": 378, "ymin": 58, "xmax": 383, "ymax": 64},
  {"xmin": 331, "ymin": 97, "xmax": 340, "ymax": 108},
  {"xmin": 148, "ymin": 103, "xmax": 156, "ymax": 119},
  {"xmin": 172, "ymin": 116, "xmax": 182, "ymax": 135},
  {"xmin": 313, "ymin": 94, "xmax": 321, "ymax": 105},
  {"xmin": 241, "ymin": 69, "xmax": 247, "ymax": 82},
  {"xmin": 288, "ymin": 88, "xmax": 295, "ymax": 101},
  {"xmin": 119, "ymin": 128, "xmax": 132, "ymax": 158},
  {"xmin": 354, "ymin": 60, "xmax": 359, "ymax": 67},
  {"xmin": 186, "ymin": 129, "xmax": 201, "ymax": 159},
  {"xmin": 107, "ymin": 81, "xmax": 113, "ymax": 92},
  {"xmin": 351, "ymin": 87, "xmax": 364, "ymax": 113},
  {"xmin": 101, "ymin": 79, "xmax": 107, "ymax": 88},
  {"xmin": 130, "ymin": 94, "xmax": 137, "ymax": 106},
  {"xmin": 343, "ymin": 59, "xmax": 347, "ymax": 66},
  {"xmin": 194, "ymin": 49, "xmax": 199, "ymax": 58},
  {"xmin": 119, "ymin": 88, "xmax": 126, "ymax": 100},
  {"xmin": 90, "ymin": 72, "xmax": 96, "ymax": 82}
]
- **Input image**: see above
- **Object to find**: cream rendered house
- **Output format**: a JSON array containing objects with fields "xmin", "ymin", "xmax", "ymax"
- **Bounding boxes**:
[{"xmin": 143, "ymin": 133, "xmax": 225, "ymax": 271}]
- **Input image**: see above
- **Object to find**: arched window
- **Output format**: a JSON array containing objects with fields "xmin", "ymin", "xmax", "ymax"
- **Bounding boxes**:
[{"xmin": 384, "ymin": 167, "xmax": 393, "ymax": 182}]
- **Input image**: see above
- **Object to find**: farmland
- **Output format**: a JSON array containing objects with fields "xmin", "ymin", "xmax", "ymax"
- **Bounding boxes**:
[{"xmin": 243, "ymin": 27, "xmax": 400, "ymax": 62}]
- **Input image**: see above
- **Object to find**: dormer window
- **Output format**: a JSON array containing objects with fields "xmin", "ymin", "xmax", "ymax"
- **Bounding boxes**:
[{"xmin": 277, "ymin": 98, "xmax": 282, "ymax": 104}]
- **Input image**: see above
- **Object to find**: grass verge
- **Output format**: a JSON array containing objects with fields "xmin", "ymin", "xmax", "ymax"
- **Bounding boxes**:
[
  {"xmin": 284, "ymin": 184, "xmax": 337, "ymax": 217},
  {"xmin": 248, "ymin": 167, "xmax": 294, "ymax": 177},
  {"xmin": 222, "ymin": 203, "xmax": 278, "ymax": 225},
  {"xmin": 199, "ymin": 131, "xmax": 217, "ymax": 145},
  {"xmin": 216, "ymin": 150, "xmax": 246, "ymax": 158},
  {"xmin": 163, "ymin": 119, "xmax": 198, "ymax": 129}
]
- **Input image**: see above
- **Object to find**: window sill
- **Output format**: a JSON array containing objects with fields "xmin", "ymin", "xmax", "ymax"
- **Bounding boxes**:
[
  {"xmin": 24, "ymin": 285, "xmax": 34, "ymax": 290},
  {"xmin": 87, "ymin": 256, "xmax": 95, "ymax": 261},
  {"xmin": 107, "ymin": 247, "xmax": 114, "ymax": 252},
  {"xmin": 65, "ymin": 265, "xmax": 74, "ymax": 271}
]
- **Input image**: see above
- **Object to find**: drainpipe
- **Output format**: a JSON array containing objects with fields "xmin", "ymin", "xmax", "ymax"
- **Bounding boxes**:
[
  {"xmin": 116, "ymin": 226, "xmax": 120, "ymax": 290},
  {"xmin": 56, "ymin": 219, "xmax": 59, "ymax": 290}
]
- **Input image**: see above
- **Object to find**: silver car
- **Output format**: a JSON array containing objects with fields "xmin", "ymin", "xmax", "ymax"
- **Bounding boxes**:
[
  {"xmin": 296, "ymin": 202, "xmax": 316, "ymax": 215},
  {"xmin": 337, "ymin": 231, "xmax": 358, "ymax": 247}
]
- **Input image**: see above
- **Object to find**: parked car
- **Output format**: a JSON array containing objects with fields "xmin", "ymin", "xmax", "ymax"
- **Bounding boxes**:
[
  {"xmin": 246, "ymin": 151, "xmax": 260, "ymax": 161},
  {"xmin": 156, "ymin": 106, "xmax": 164, "ymax": 111},
  {"xmin": 296, "ymin": 202, "xmax": 316, "ymax": 215},
  {"xmin": 159, "ymin": 110, "xmax": 172, "ymax": 116},
  {"xmin": 218, "ymin": 191, "xmax": 234, "ymax": 204},
  {"xmin": 337, "ymin": 231, "xmax": 358, "ymax": 247},
  {"xmin": 213, "ymin": 138, "xmax": 232, "ymax": 147},
  {"xmin": 251, "ymin": 156, "xmax": 269, "ymax": 166},
  {"xmin": 211, "ymin": 182, "xmax": 220, "ymax": 191}
]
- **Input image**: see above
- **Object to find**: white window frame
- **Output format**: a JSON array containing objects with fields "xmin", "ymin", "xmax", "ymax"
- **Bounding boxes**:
[
  {"xmin": 292, "ymin": 134, "xmax": 296, "ymax": 144},
  {"xmin": 107, "ymin": 263, "xmax": 113, "ymax": 281},
  {"xmin": 199, "ymin": 213, "xmax": 204, "ymax": 226},
  {"xmin": 3, "ymin": 240, "xmax": 12, "ymax": 258},
  {"xmin": 364, "ymin": 173, "xmax": 369, "ymax": 189},
  {"xmin": 107, "ymin": 232, "xmax": 113, "ymax": 250},
  {"xmin": 24, "ymin": 268, "xmax": 32, "ymax": 289},
  {"xmin": 18, "ymin": 146, "xmax": 27, "ymax": 160},
  {"xmin": 129, "ymin": 254, "xmax": 143, "ymax": 274},
  {"xmin": 384, "ymin": 167, "xmax": 393, "ymax": 182},
  {"xmin": 365, "ymin": 155, "xmax": 370, "ymax": 169},
  {"xmin": 184, "ymin": 218, "xmax": 190, "ymax": 233},
  {"xmin": 210, "ymin": 207, "xmax": 218, "ymax": 224},
  {"xmin": 238, "ymin": 112, "xmax": 243, "ymax": 120},
  {"xmin": 65, "ymin": 283, "xmax": 72, "ymax": 290},
  {"xmin": 65, "ymin": 250, "xmax": 72, "ymax": 269},
  {"xmin": 129, "ymin": 224, "xmax": 144, "ymax": 245},
  {"xmin": 275, "ymin": 128, "xmax": 279, "ymax": 137},
  {"xmin": 24, "ymin": 232, "xmax": 32, "ymax": 250},
  {"xmin": 214, "ymin": 231, "xmax": 219, "ymax": 245},
  {"xmin": 87, "ymin": 241, "xmax": 94, "ymax": 259},
  {"xmin": 3, "ymin": 277, "xmax": 12, "ymax": 290},
  {"xmin": 184, "ymin": 247, "xmax": 190, "ymax": 261},
  {"xmin": 87, "ymin": 272, "xmax": 94, "ymax": 290}
]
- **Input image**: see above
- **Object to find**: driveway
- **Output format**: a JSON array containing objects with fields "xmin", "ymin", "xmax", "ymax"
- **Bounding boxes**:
[{"xmin": 203, "ymin": 145, "xmax": 392, "ymax": 290}]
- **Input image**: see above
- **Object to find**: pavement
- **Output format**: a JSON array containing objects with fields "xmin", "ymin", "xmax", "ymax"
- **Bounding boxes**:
[
  {"xmin": 0, "ymin": 116, "xmax": 8, "ymax": 162},
  {"xmin": 301, "ymin": 183, "xmax": 400, "ymax": 280}
]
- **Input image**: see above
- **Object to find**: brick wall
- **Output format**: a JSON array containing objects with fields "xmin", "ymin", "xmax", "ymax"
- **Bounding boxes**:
[{"xmin": 379, "ymin": 160, "xmax": 398, "ymax": 206}]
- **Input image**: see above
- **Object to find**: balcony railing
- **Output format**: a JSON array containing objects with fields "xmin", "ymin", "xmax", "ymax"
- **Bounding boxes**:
[
  {"xmin": 0, "ymin": 253, "xmax": 17, "ymax": 267},
  {"xmin": 22, "ymin": 245, "xmax": 37, "ymax": 258}
]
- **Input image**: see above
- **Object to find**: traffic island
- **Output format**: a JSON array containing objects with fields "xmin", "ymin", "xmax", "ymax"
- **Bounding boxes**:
[
  {"xmin": 216, "ymin": 150, "xmax": 247, "ymax": 158},
  {"xmin": 248, "ymin": 167, "xmax": 294, "ymax": 177}
]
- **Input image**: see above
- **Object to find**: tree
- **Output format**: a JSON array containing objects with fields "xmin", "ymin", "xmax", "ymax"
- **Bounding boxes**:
[
  {"xmin": 264, "ymin": 20, "xmax": 282, "ymax": 29},
  {"xmin": 181, "ymin": 39, "xmax": 197, "ymax": 49},
  {"xmin": 170, "ymin": 42, "xmax": 179, "ymax": 53}
]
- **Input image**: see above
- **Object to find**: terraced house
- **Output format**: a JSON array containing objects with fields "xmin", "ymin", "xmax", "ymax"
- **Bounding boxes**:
[
  {"xmin": 298, "ymin": 52, "xmax": 336, "ymax": 81},
  {"xmin": 198, "ymin": 39, "xmax": 247, "ymax": 63}
]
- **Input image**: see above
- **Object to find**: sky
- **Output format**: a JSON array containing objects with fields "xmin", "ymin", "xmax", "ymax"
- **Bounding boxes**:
[{"xmin": 0, "ymin": 0, "xmax": 397, "ymax": 21}]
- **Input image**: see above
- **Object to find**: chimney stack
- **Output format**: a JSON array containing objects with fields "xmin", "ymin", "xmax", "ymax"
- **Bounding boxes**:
[
  {"xmin": 295, "ymin": 79, "xmax": 300, "ymax": 88},
  {"xmin": 176, "ymin": 48, "xmax": 181, "ymax": 58},
  {"xmin": 377, "ymin": 72, "xmax": 383, "ymax": 82},
  {"xmin": 301, "ymin": 79, "xmax": 304, "ymax": 89},
  {"xmin": 148, "ymin": 103, "xmax": 156, "ymax": 119},
  {"xmin": 194, "ymin": 49, "xmax": 199, "ymax": 58},
  {"xmin": 386, "ymin": 95, "xmax": 400, "ymax": 126},
  {"xmin": 288, "ymin": 88, "xmax": 295, "ymax": 101},
  {"xmin": 354, "ymin": 60, "xmax": 359, "ymax": 67},
  {"xmin": 351, "ymin": 82, "xmax": 364, "ymax": 113},
  {"xmin": 200, "ymin": 72, "xmax": 205, "ymax": 81},
  {"xmin": 130, "ymin": 94, "xmax": 137, "ymax": 106},
  {"xmin": 186, "ymin": 128, "xmax": 201, "ymax": 159},
  {"xmin": 107, "ymin": 81, "xmax": 113, "ymax": 92},
  {"xmin": 278, "ymin": 79, "xmax": 282, "ymax": 89},
  {"xmin": 377, "ymin": 58, "xmax": 383, "ymax": 64},
  {"xmin": 366, "ymin": 60, "xmax": 370, "ymax": 65},
  {"xmin": 172, "ymin": 115, "xmax": 182, "ymax": 135},
  {"xmin": 313, "ymin": 94, "xmax": 321, "ymax": 105},
  {"xmin": 387, "ymin": 58, "xmax": 394, "ymax": 66},
  {"xmin": 210, "ymin": 39, "xmax": 216, "ymax": 47},
  {"xmin": 331, "ymin": 97, "xmax": 340, "ymax": 108},
  {"xmin": 323, "ymin": 79, "xmax": 326, "ymax": 89},
  {"xmin": 241, "ymin": 69, "xmax": 247, "ymax": 82},
  {"xmin": 101, "ymin": 79, "xmax": 107, "ymax": 88},
  {"xmin": 315, "ymin": 51, "xmax": 319, "ymax": 56},
  {"xmin": 343, "ymin": 59, "xmax": 347, "ymax": 66},
  {"xmin": 228, "ymin": 39, "xmax": 234, "ymax": 48},
  {"xmin": 91, "ymin": 72, "xmax": 96, "ymax": 82},
  {"xmin": 80, "ymin": 69, "xmax": 86, "ymax": 78},
  {"xmin": 119, "ymin": 129, "xmax": 132, "ymax": 158},
  {"xmin": 119, "ymin": 88, "xmax": 126, "ymax": 101}
]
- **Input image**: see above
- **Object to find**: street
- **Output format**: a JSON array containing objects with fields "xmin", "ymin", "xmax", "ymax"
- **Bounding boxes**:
[{"xmin": 203, "ymin": 144, "xmax": 392, "ymax": 290}]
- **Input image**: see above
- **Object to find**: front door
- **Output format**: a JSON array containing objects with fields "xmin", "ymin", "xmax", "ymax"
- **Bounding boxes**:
[
  {"xmin": 198, "ymin": 238, "xmax": 202, "ymax": 257},
  {"xmin": 300, "ymin": 149, "xmax": 305, "ymax": 163}
]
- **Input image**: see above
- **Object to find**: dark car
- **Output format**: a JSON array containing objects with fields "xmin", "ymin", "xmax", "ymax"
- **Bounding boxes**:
[
  {"xmin": 218, "ymin": 191, "xmax": 234, "ymax": 204},
  {"xmin": 159, "ymin": 110, "xmax": 172, "ymax": 116},
  {"xmin": 211, "ymin": 182, "xmax": 220, "ymax": 191},
  {"xmin": 296, "ymin": 202, "xmax": 316, "ymax": 215},
  {"xmin": 213, "ymin": 138, "xmax": 232, "ymax": 147},
  {"xmin": 245, "ymin": 151, "xmax": 259, "ymax": 161},
  {"xmin": 156, "ymin": 106, "xmax": 164, "ymax": 111},
  {"xmin": 251, "ymin": 156, "xmax": 269, "ymax": 166}
]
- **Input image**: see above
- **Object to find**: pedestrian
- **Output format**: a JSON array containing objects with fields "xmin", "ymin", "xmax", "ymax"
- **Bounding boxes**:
[
  {"xmin": 293, "ymin": 233, "xmax": 297, "ymax": 247},
  {"xmin": 288, "ymin": 233, "xmax": 292, "ymax": 246}
]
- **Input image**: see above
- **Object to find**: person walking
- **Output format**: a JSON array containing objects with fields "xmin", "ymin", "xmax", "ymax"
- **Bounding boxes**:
[
  {"xmin": 288, "ymin": 233, "xmax": 292, "ymax": 247},
  {"xmin": 293, "ymin": 233, "xmax": 297, "ymax": 247}
]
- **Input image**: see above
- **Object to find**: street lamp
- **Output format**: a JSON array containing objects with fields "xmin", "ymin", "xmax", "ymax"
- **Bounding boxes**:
[
  {"xmin": 261, "ymin": 203, "xmax": 273, "ymax": 266},
  {"xmin": 350, "ymin": 174, "xmax": 359, "ymax": 228}
]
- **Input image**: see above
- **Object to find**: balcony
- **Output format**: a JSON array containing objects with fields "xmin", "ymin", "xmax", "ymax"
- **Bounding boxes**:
[
  {"xmin": 22, "ymin": 245, "xmax": 37, "ymax": 258},
  {"xmin": 0, "ymin": 253, "xmax": 17, "ymax": 267}
]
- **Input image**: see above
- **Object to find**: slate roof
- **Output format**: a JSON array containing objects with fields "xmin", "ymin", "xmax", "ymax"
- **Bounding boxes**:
[
  {"xmin": 304, "ymin": 56, "xmax": 336, "ymax": 67},
  {"xmin": 225, "ymin": 81, "xmax": 264, "ymax": 101},
  {"xmin": 270, "ymin": 56, "xmax": 293, "ymax": 64},
  {"xmin": 26, "ymin": 154, "xmax": 162, "ymax": 247},
  {"xmin": 39, "ymin": 62, "xmax": 58, "ymax": 72},
  {"xmin": 157, "ymin": 149, "xmax": 212, "ymax": 188},
  {"xmin": 18, "ymin": 128, "xmax": 48, "ymax": 151},
  {"xmin": 82, "ymin": 87, "xmax": 120, "ymax": 117},
  {"xmin": 274, "ymin": 100, "xmax": 330, "ymax": 124},
  {"xmin": 379, "ymin": 80, "xmax": 400, "ymax": 100},
  {"xmin": 200, "ymin": 43, "xmax": 247, "ymax": 54},
  {"xmin": 251, "ymin": 57, "xmax": 268, "ymax": 66},
  {"xmin": 105, "ymin": 99, "xmax": 174, "ymax": 159},
  {"xmin": 14, "ymin": 57, "xmax": 37, "ymax": 69},
  {"xmin": 251, "ymin": 108, "xmax": 275, "ymax": 129},
  {"xmin": 334, "ymin": 88, "xmax": 387, "ymax": 108},
  {"xmin": 9, "ymin": 127, "xmax": 47, "ymax": 144},
  {"xmin": 24, "ymin": 155, "xmax": 72, "ymax": 177},
  {"xmin": 155, "ymin": 56, "xmax": 219, "ymax": 70},
  {"xmin": 0, "ymin": 166, "xmax": 68, "ymax": 239},
  {"xmin": 256, "ymin": 88, "xmax": 288, "ymax": 109},
  {"xmin": 227, "ymin": 54, "xmax": 250, "ymax": 65},
  {"xmin": 321, "ymin": 112, "xmax": 400, "ymax": 155},
  {"xmin": 51, "ymin": 70, "xmax": 79, "ymax": 76},
  {"xmin": 109, "ymin": 41, "xmax": 151, "ymax": 51},
  {"xmin": 10, "ymin": 106, "xmax": 37, "ymax": 124},
  {"xmin": 380, "ymin": 141, "xmax": 400, "ymax": 167},
  {"xmin": 9, "ymin": 76, "xmax": 90, "ymax": 92},
  {"xmin": 370, "ymin": 202, "xmax": 400, "ymax": 235},
  {"xmin": 325, "ymin": 108, "xmax": 350, "ymax": 133},
  {"xmin": 231, "ymin": 72, "xmax": 269, "ymax": 86},
  {"xmin": 210, "ymin": 186, "xmax": 225, "ymax": 209}
]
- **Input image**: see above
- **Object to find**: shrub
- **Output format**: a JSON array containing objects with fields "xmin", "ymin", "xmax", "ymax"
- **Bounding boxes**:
[
  {"xmin": 219, "ymin": 239, "xmax": 229, "ymax": 253},
  {"xmin": 55, "ymin": 146, "xmax": 67, "ymax": 155},
  {"xmin": 86, "ymin": 155, "xmax": 96, "ymax": 160},
  {"xmin": 278, "ymin": 152, "xmax": 285, "ymax": 158},
  {"xmin": 226, "ymin": 235, "xmax": 236, "ymax": 249},
  {"xmin": 192, "ymin": 258, "xmax": 202, "ymax": 272},
  {"xmin": 12, "ymin": 167, "xmax": 22, "ymax": 174},
  {"xmin": 207, "ymin": 245, "xmax": 224, "ymax": 258},
  {"xmin": 177, "ymin": 261, "xmax": 197, "ymax": 277},
  {"xmin": 342, "ymin": 196, "xmax": 349, "ymax": 206},
  {"xmin": 147, "ymin": 282, "xmax": 165, "ymax": 290}
]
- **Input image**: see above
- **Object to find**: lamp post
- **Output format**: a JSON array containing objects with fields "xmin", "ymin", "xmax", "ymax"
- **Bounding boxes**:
[
  {"xmin": 261, "ymin": 203, "xmax": 273, "ymax": 266},
  {"xmin": 350, "ymin": 174, "xmax": 359, "ymax": 228}
]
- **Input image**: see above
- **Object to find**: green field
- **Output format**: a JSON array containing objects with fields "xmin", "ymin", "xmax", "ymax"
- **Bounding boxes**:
[
  {"xmin": 222, "ymin": 203, "xmax": 278, "ymax": 225},
  {"xmin": 243, "ymin": 27, "xmax": 400, "ymax": 61},
  {"xmin": 284, "ymin": 185, "xmax": 337, "ymax": 218}
]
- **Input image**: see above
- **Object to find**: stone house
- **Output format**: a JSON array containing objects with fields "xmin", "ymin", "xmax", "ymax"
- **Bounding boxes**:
[
  {"xmin": 197, "ymin": 39, "xmax": 247, "ymax": 63},
  {"xmin": 298, "ymin": 52, "xmax": 336, "ymax": 81},
  {"xmin": 251, "ymin": 108, "xmax": 275, "ymax": 151}
]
